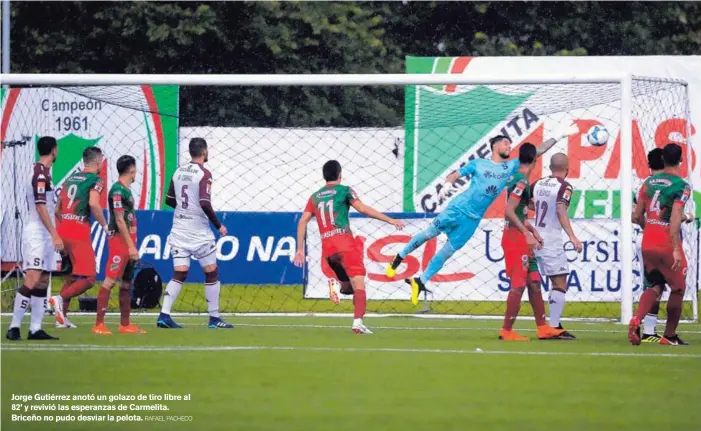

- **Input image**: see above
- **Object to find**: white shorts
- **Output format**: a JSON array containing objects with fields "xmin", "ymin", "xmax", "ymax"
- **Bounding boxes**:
[
  {"xmin": 22, "ymin": 230, "xmax": 57, "ymax": 272},
  {"xmin": 168, "ymin": 234, "xmax": 217, "ymax": 269},
  {"xmin": 535, "ymin": 244, "xmax": 569, "ymax": 277}
]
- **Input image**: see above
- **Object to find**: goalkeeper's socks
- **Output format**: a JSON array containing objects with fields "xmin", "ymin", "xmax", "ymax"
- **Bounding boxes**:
[
  {"xmin": 161, "ymin": 279, "xmax": 183, "ymax": 315},
  {"xmin": 353, "ymin": 289, "xmax": 367, "ymax": 319},
  {"xmin": 548, "ymin": 289, "xmax": 566, "ymax": 328},
  {"xmin": 643, "ymin": 301, "xmax": 660, "ymax": 335},
  {"xmin": 399, "ymin": 223, "xmax": 441, "ymax": 258},
  {"xmin": 205, "ymin": 281, "xmax": 221, "ymax": 318}
]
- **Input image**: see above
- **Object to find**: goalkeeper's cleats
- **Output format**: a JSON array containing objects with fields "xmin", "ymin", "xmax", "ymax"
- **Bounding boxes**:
[
  {"xmin": 27, "ymin": 329, "xmax": 58, "ymax": 340},
  {"xmin": 641, "ymin": 333, "xmax": 662, "ymax": 343},
  {"xmin": 92, "ymin": 324, "xmax": 112, "ymax": 336},
  {"xmin": 628, "ymin": 316, "xmax": 642, "ymax": 346},
  {"xmin": 208, "ymin": 317, "xmax": 234, "ymax": 329},
  {"xmin": 352, "ymin": 319, "xmax": 373, "ymax": 334},
  {"xmin": 5, "ymin": 327, "xmax": 21, "ymax": 341},
  {"xmin": 157, "ymin": 313, "xmax": 183, "ymax": 329},
  {"xmin": 119, "ymin": 324, "xmax": 147, "ymax": 334},
  {"xmin": 660, "ymin": 334, "xmax": 688, "ymax": 346},
  {"xmin": 537, "ymin": 325, "xmax": 568, "ymax": 340},
  {"xmin": 406, "ymin": 277, "xmax": 429, "ymax": 306},
  {"xmin": 499, "ymin": 329, "xmax": 529, "ymax": 341},
  {"xmin": 328, "ymin": 279, "xmax": 340, "ymax": 304},
  {"xmin": 386, "ymin": 254, "xmax": 403, "ymax": 279}
]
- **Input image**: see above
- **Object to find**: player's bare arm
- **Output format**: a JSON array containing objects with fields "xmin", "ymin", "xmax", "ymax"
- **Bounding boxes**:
[
  {"xmin": 293, "ymin": 211, "xmax": 314, "ymax": 267},
  {"xmin": 89, "ymin": 189, "xmax": 109, "ymax": 231},
  {"xmin": 670, "ymin": 203, "xmax": 685, "ymax": 271},
  {"xmin": 199, "ymin": 175, "xmax": 226, "ymax": 236},
  {"xmin": 536, "ymin": 122, "xmax": 580, "ymax": 158},
  {"xmin": 632, "ymin": 187, "xmax": 647, "ymax": 228},
  {"xmin": 114, "ymin": 210, "xmax": 138, "ymax": 261},
  {"xmin": 351, "ymin": 200, "xmax": 405, "ymax": 230},
  {"xmin": 36, "ymin": 202, "xmax": 63, "ymax": 251},
  {"xmin": 524, "ymin": 220, "xmax": 543, "ymax": 247},
  {"xmin": 505, "ymin": 193, "xmax": 539, "ymax": 249},
  {"xmin": 165, "ymin": 179, "xmax": 177, "ymax": 209},
  {"xmin": 556, "ymin": 202, "xmax": 582, "ymax": 253}
]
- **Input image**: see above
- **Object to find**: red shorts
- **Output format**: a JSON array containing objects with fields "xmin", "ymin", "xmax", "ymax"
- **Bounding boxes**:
[
  {"xmin": 642, "ymin": 247, "xmax": 687, "ymax": 292},
  {"xmin": 105, "ymin": 236, "xmax": 136, "ymax": 280},
  {"xmin": 502, "ymin": 229, "xmax": 537, "ymax": 288},
  {"xmin": 323, "ymin": 238, "xmax": 366, "ymax": 281},
  {"xmin": 58, "ymin": 222, "xmax": 95, "ymax": 276}
]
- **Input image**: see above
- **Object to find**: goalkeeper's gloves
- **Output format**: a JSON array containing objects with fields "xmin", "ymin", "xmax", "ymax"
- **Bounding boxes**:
[
  {"xmin": 552, "ymin": 121, "xmax": 580, "ymax": 141},
  {"xmin": 437, "ymin": 182, "xmax": 457, "ymax": 202}
]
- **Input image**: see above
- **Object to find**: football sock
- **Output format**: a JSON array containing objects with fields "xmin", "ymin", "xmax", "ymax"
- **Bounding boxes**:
[
  {"xmin": 96, "ymin": 287, "xmax": 110, "ymax": 326},
  {"xmin": 420, "ymin": 242, "xmax": 456, "ymax": 284},
  {"xmin": 548, "ymin": 289, "xmax": 567, "ymax": 328},
  {"xmin": 204, "ymin": 282, "xmax": 221, "ymax": 318},
  {"xmin": 399, "ymin": 223, "xmax": 440, "ymax": 259},
  {"xmin": 10, "ymin": 285, "xmax": 32, "ymax": 329},
  {"xmin": 528, "ymin": 287, "xmax": 547, "ymax": 327},
  {"xmin": 119, "ymin": 284, "xmax": 131, "ymax": 326},
  {"xmin": 663, "ymin": 291, "xmax": 683, "ymax": 338},
  {"xmin": 29, "ymin": 288, "xmax": 48, "ymax": 333},
  {"xmin": 643, "ymin": 301, "xmax": 660, "ymax": 335},
  {"xmin": 60, "ymin": 277, "xmax": 95, "ymax": 302},
  {"xmin": 161, "ymin": 279, "xmax": 183, "ymax": 315},
  {"xmin": 634, "ymin": 289, "xmax": 659, "ymax": 322},
  {"xmin": 353, "ymin": 289, "xmax": 367, "ymax": 319},
  {"xmin": 502, "ymin": 288, "xmax": 523, "ymax": 331}
]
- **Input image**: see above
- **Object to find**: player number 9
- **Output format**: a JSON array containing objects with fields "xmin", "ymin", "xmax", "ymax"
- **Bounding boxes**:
[{"xmin": 66, "ymin": 184, "xmax": 78, "ymax": 209}]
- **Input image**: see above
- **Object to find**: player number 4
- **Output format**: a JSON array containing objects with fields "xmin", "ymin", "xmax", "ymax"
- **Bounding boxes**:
[
  {"xmin": 317, "ymin": 201, "xmax": 335, "ymax": 228},
  {"xmin": 649, "ymin": 190, "xmax": 662, "ymax": 215}
]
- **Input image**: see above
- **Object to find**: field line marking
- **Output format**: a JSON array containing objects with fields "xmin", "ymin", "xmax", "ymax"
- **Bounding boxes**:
[{"xmin": 2, "ymin": 344, "xmax": 701, "ymax": 358}]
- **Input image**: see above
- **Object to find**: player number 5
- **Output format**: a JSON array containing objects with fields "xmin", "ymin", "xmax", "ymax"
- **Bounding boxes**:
[
  {"xmin": 181, "ymin": 185, "xmax": 189, "ymax": 209},
  {"xmin": 317, "ymin": 201, "xmax": 335, "ymax": 228}
]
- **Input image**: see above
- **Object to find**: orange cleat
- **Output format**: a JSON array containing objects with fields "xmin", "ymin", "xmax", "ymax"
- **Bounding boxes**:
[
  {"xmin": 328, "ymin": 279, "xmax": 340, "ymax": 305},
  {"xmin": 537, "ymin": 325, "xmax": 566, "ymax": 340},
  {"xmin": 499, "ymin": 329, "xmax": 530, "ymax": 341},
  {"xmin": 628, "ymin": 317, "xmax": 641, "ymax": 346},
  {"xmin": 119, "ymin": 324, "xmax": 147, "ymax": 334},
  {"xmin": 92, "ymin": 324, "xmax": 112, "ymax": 335}
]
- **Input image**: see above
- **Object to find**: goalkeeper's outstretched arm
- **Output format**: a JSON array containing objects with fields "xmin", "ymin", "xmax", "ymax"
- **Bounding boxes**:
[
  {"xmin": 351, "ymin": 200, "xmax": 405, "ymax": 230},
  {"xmin": 536, "ymin": 122, "xmax": 580, "ymax": 158}
]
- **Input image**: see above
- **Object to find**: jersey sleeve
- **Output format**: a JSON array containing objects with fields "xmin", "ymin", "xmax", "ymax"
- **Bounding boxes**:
[
  {"xmin": 32, "ymin": 165, "xmax": 48, "ymax": 204},
  {"xmin": 91, "ymin": 177, "xmax": 104, "ymax": 194},
  {"xmin": 304, "ymin": 197, "xmax": 315, "ymax": 214},
  {"xmin": 347, "ymin": 187, "xmax": 359, "ymax": 205},
  {"xmin": 557, "ymin": 181, "xmax": 574, "ymax": 206},
  {"xmin": 673, "ymin": 182, "xmax": 692, "ymax": 207},
  {"xmin": 510, "ymin": 177, "xmax": 528, "ymax": 199},
  {"xmin": 458, "ymin": 159, "xmax": 477, "ymax": 178},
  {"xmin": 199, "ymin": 169, "xmax": 213, "ymax": 203},
  {"xmin": 111, "ymin": 188, "xmax": 124, "ymax": 213}
]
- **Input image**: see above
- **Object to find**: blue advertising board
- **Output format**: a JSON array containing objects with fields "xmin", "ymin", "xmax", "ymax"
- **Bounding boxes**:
[{"xmin": 91, "ymin": 211, "xmax": 304, "ymax": 285}]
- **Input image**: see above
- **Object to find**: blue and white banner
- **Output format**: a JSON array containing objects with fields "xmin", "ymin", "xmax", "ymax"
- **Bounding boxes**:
[{"xmin": 91, "ymin": 211, "xmax": 303, "ymax": 284}]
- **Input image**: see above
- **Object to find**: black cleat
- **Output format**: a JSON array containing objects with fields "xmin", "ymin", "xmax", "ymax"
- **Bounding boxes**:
[
  {"xmin": 641, "ymin": 333, "xmax": 662, "ymax": 344},
  {"xmin": 6, "ymin": 327, "xmax": 21, "ymax": 341},
  {"xmin": 386, "ymin": 254, "xmax": 404, "ymax": 278},
  {"xmin": 27, "ymin": 329, "xmax": 59, "ymax": 340},
  {"xmin": 556, "ymin": 325, "xmax": 576, "ymax": 340},
  {"xmin": 405, "ymin": 277, "xmax": 431, "ymax": 305},
  {"xmin": 661, "ymin": 334, "xmax": 688, "ymax": 346}
]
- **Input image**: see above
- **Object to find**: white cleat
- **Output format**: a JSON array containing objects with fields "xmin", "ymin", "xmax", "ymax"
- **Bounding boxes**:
[
  {"xmin": 351, "ymin": 319, "xmax": 373, "ymax": 334},
  {"xmin": 48, "ymin": 296, "xmax": 68, "ymax": 327},
  {"xmin": 56, "ymin": 318, "xmax": 77, "ymax": 329}
]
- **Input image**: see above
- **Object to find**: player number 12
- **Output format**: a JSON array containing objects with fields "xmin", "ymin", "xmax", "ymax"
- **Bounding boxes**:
[{"xmin": 317, "ymin": 201, "xmax": 335, "ymax": 228}]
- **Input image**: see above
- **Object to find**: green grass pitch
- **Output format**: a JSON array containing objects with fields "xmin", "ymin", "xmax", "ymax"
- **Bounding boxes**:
[{"xmin": 2, "ymin": 313, "xmax": 701, "ymax": 431}]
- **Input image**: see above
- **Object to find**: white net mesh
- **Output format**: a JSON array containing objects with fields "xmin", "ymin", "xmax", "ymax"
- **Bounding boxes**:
[{"xmin": 0, "ymin": 78, "xmax": 697, "ymax": 321}]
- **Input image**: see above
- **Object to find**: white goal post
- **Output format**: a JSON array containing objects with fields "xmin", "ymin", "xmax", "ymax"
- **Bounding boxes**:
[{"xmin": 1, "ymin": 73, "xmax": 695, "ymax": 324}]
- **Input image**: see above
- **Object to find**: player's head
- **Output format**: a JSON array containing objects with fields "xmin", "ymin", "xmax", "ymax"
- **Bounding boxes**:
[
  {"xmin": 323, "ymin": 160, "xmax": 342, "ymax": 183},
  {"xmin": 117, "ymin": 155, "xmax": 137, "ymax": 184},
  {"xmin": 489, "ymin": 135, "xmax": 512, "ymax": 160},
  {"xmin": 189, "ymin": 138, "xmax": 208, "ymax": 163},
  {"xmin": 550, "ymin": 152, "xmax": 569, "ymax": 178},
  {"xmin": 37, "ymin": 136, "xmax": 58, "ymax": 162},
  {"xmin": 82, "ymin": 147, "xmax": 104, "ymax": 172},
  {"xmin": 647, "ymin": 148, "xmax": 664, "ymax": 174},
  {"xmin": 662, "ymin": 143, "xmax": 683, "ymax": 171},
  {"xmin": 518, "ymin": 143, "xmax": 537, "ymax": 175}
]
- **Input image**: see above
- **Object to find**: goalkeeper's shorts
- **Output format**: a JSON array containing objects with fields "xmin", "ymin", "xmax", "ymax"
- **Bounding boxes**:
[{"xmin": 433, "ymin": 207, "xmax": 480, "ymax": 250}]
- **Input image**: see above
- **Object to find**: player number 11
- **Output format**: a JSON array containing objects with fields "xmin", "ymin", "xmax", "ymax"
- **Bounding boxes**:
[{"xmin": 317, "ymin": 201, "xmax": 335, "ymax": 228}]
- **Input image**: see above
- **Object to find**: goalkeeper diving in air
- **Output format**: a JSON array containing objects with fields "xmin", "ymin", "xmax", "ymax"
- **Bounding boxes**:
[{"xmin": 386, "ymin": 123, "xmax": 580, "ymax": 304}]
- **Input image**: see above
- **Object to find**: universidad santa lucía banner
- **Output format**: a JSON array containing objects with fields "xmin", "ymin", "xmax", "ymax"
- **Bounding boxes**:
[{"xmin": 0, "ymin": 86, "xmax": 179, "ymax": 264}]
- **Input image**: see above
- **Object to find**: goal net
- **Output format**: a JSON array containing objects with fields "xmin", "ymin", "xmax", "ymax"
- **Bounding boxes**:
[{"xmin": 0, "ymin": 75, "xmax": 697, "ymax": 323}]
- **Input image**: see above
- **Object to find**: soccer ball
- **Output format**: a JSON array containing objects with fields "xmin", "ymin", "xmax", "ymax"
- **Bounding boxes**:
[{"xmin": 586, "ymin": 125, "xmax": 609, "ymax": 146}]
